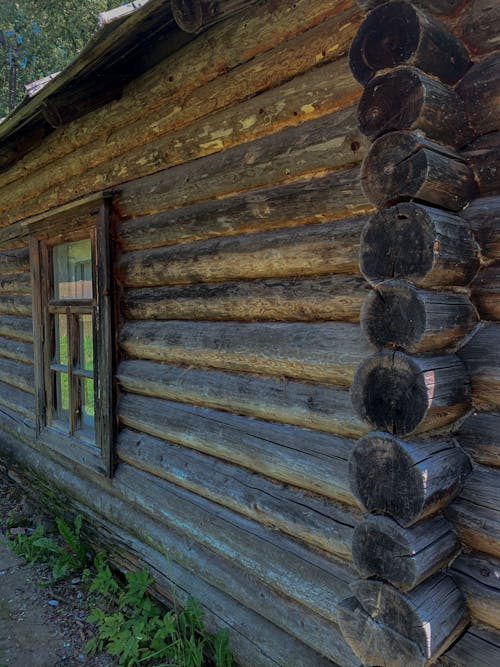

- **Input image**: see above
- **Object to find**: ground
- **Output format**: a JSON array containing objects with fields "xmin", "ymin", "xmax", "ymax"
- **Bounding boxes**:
[{"xmin": 0, "ymin": 473, "xmax": 116, "ymax": 666}]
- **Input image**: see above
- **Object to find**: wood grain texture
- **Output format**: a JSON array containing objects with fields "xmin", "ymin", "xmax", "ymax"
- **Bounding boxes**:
[
  {"xmin": 456, "ymin": 54, "xmax": 500, "ymax": 136},
  {"xmin": 455, "ymin": 0, "xmax": 500, "ymax": 56},
  {"xmin": 171, "ymin": 0, "xmax": 259, "ymax": 33},
  {"xmin": 462, "ymin": 196, "xmax": 500, "ymax": 263},
  {"xmin": 471, "ymin": 264, "xmax": 500, "ymax": 321},
  {"xmin": 119, "ymin": 320, "xmax": 371, "ymax": 385},
  {"xmin": 117, "ymin": 391, "xmax": 358, "ymax": 506},
  {"xmin": 458, "ymin": 323, "xmax": 500, "ymax": 409},
  {"xmin": 463, "ymin": 133, "xmax": 500, "ymax": 197},
  {"xmin": 451, "ymin": 552, "xmax": 500, "ymax": 631},
  {"xmin": 117, "ymin": 359, "xmax": 366, "ymax": 438},
  {"xmin": 439, "ymin": 624, "xmax": 500, "ymax": 667},
  {"xmin": 0, "ymin": 316, "xmax": 33, "ymax": 342},
  {"xmin": 0, "ymin": 248, "xmax": 30, "ymax": 275},
  {"xmin": 457, "ymin": 412, "xmax": 500, "ymax": 468},
  {"xmin": 0, "ymin": 380, "xmax": 35, "ymax": 418},
  {"xmin": 0, "ymin": 337, "xmax": 33, "ymax": 364}
]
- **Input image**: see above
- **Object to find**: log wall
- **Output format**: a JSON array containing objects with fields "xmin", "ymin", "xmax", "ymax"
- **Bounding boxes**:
[{"xmin": 0, "ymin": 0, "xmax": 497, "ymax": 665}]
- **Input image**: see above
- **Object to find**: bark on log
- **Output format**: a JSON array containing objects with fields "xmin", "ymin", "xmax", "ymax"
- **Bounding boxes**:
[
  {"xmin": 451, "ymin": 552, "xmax": 500, "ymax": 631},
  {"xmin": 350, "ymin": 351, "xmax": 470, "ymax": 435},
  {"xmin": 349, "ymin": 431, "xmax": 471, "ymax": 525},
  {"xmin": 339, "ymin": 575, "xmax": 469, "ymax": 666},
  {"xmin": 458, "ymin": 323, "xmax": 500, "ymax": 409},
  {"xmin": 352, "ymin": 514, "xmax": 460, "ymax": 591},
  {"xmin": 471, "ymin": 265, "xmax": 500, "ymax": 321},
  {"xmin": 457, "ymin": 412, "xmax": 500, "ymax": 468},
  {"xmin": 118, "ymin": 217, "xmax": 365, "ymax": 288},
  {"xmin": 119, "ymin": 320, "xmax": 371, "ymax": 386},
  {"xmin": 358, "ymin": 67, "xmax": 471, "ymax": 147},
  {"xmin": 439, "ymin": 624, "xmax": 500, "ymax": 667},
  {"xmin": 171, "ymin": 0, "xmax": 259, "ymax": 33},
  {"xmin": 462, "ymin": 196, "xmax": 500, "ymax": 263},
  {"xmin": 456, "ymin": 55, "xmax": 500, "ymax": 137},
  {"xmin": 117, "ymin": 391, "xmax": 357, "ymax": 506},
  {"xmin": 117, "ymin": 358, "xmax": 366, "ymax": 439},
  {"xmin": 361, "ymin": 131, "xmax": 477, "ymax": 210},
  {"xmin": 455, "ymin": 0, "xmax": 500, "ymax": 57},
  {"xmin": 349, "ymin": 0, "xmax": 470, "ymax": 86},
  {"xmin": 463, "ymin": 133, "xmax": 500, "ymax": 198},
  {"xmin": 361, "ymin": 280, "xmax": 477, "ymax": 353},
  {"xmin": 123, "ymin": 274, "xmax": 370, "ymax": 323},
  {"xmin": 356, "ymin": 0, "xmax": 469, "ymax": 15},
  {"xmin": 360, "ymin": 203, "xmax": 479, "ymax": 287},
  {"xmin": 117, "ymin": 428, "xmax": 360, "ymax": 561},
  {"xmin": 0, "ymin": 316, "xmax": 33, "ymax": 342}
]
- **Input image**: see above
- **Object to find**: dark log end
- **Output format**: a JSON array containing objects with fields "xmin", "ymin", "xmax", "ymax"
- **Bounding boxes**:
[{"xmin": 171, "ymin": 0, "xmax": 204, "ymax": 32}]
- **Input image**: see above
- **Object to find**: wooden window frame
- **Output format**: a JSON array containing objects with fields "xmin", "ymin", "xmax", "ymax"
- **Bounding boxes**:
[{"xmin": 28, "ymin": 194, "xmax": 115, "ymax": 476}]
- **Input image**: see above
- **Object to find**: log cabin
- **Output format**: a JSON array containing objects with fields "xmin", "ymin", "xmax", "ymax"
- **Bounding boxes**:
[{"xmin": 0, "ymin": 0, "xmax": 498, "ymax": 664}]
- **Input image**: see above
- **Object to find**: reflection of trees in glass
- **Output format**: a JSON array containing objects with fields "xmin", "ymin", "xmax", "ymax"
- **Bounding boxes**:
[{"xmin": 0, "ymin": 1, "xmax": 121, "ymax": 116}]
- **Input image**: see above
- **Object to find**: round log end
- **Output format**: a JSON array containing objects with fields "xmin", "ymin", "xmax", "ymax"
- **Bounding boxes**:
[{"xmin": 171, "ymin": 0, "xmax": 204, "ymax": 32}]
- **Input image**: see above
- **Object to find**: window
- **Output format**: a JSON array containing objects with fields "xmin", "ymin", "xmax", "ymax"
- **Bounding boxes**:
[{"xmin": 29, "ymin": 194, "xmax": 115, "ymax": 476}]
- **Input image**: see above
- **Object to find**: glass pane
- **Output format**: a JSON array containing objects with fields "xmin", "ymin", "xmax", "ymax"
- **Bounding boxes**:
[
  {"xmin": 81, "ymin": 378, "xmax": 95, "ymax": 430},
  {"xmin": 53, "ymin": 239, "xmax": 93, "ymax": 300},
  {"xmin": 54, "ymin": 371, "xmax": 70, "ymax": 422},
  {"xmin": 78, "ymin": 314, "xmax": 94, "ymax": 371},
  {"xmin": 54, "ymin": 314, "xmax": 68, "ymax": 366}
]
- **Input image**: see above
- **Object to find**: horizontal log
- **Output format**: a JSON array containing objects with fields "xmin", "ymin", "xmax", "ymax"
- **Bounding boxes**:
[
  {"xmin": 119, "ymin": 320, "xmax": 371, "ymax": 385},
  {"xmin": 118, "ymin": 216, "xmax": 366, "ymax": 288},
  {"xmin": 0, "ymin": 380, "xmax": 35, "ymax": 418},
  {"xmin": 117, "ymin": 391, "xmax": 358, "ymax": 506},
  {"xmin": 352, "ymin": 514, "xmax": 460, "ymax": 591},
  {"xmin": 463, "ymin": 133, "xmax": 500, "ymax": 197},
  {"xmin": 0, "ymin": 316, "xmax": 33, "ymax": 342},
  {"xmin": 117, "ymin": 359, "xmax": 366, "ymax": 438},
  {"xmin": 358, "ymin": 66, "xmax": 471, "ymax": 147},
  {"xmin": 462, "ymin": 195, "xmax": 500, "ymax": 263},
  {"xmin": 356, "ymin": 0, "xmax": 469, "ymax": 14},
  {"xmin": 351, "ymin": 351, "xmax": 470, "ymax": 436},
  {"xmin": 471, "ymin": 265, "xmax": 500, "ymax": 321},
  {"xmin": 360, "ymin": 203, "xmax": 480, "ymax": 287},
  {"xmin": 0, "ymin": 248, "xmax": 30, "ymax": 275},
  {"xmin": 0, "ymin": 272, "xmax": 31, "ymax": 294},
  {"xmin": 439, "ymin": 624, "xmax": 500, "ymax": 667},
  {"xmin": 0, "ymin": 336, "xmax": 33, "ymax": 364},
  {"xmin": 455, "ymin": 0, "xmax": 500, "ymax": 56},
  {"xmin": 0, "ymin": 295, "xmax": 32, "ymax": 317},
  {"xmin": 457, "ymin": 412, "xmax": 500, "ymax": 467},
  {"xmin": 451, "ymin": 552, "xmax": 500, "ymax": 631},
  {"xmin": 0, "ymin": 357, "xmax": 34, "ymax": 395},
  {"xmin": 361, "ymin": 280, "xmax": 477, "ymax": 353},
  {"xmin": 122, "ymin": 274, "xmax": 370, "ymax": 323},
  {"xmin": 339, "ymin": 575, "xmax": 469, "ymax": 666},
  {"xmin": 117, "ymin": 428, "xmax": 361, "ymax": 561},
  {"xmin": 361, "ymin": 131, "xmax": 477, "ymax": 210},
  {"xmin": 349, "ymin": 0, "xmax": 470, "ymax": 85},
  {"xmin": 349, "ymin": 431, "xmax": 471, "ymax": 525},
  {"xmin": 458, "ymin": 323, "xmax": 500, "ymax": 409},
  {"xmin": 446, "ymin": 466, "xmax": 500, "ymax": 557},
  {"xmin": 456, "ymin": 55, "xmax": 500, "ymax": 136},
  {"xmin": 171, "ymin": 0, "xmax": 258, "ymax": 33}
]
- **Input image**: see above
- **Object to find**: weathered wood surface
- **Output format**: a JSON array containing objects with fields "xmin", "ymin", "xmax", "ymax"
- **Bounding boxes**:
[
  {"xmin": 349, "ymin": 432, "xmax": 471, "ymax": 524},
  {"xmin": 118, "ymin": 218, "xmax": 366, "ymax": 288},
  {"xmin": 462, "ymin": 196, "xmax": 500, "ymax": 263},
  {"xmin": 123, "ymin": 274, "xmax": 370, "ymax": 323},
  {"xmin": 471, "ymin": 265, "xmax": 500, "ymax": 321},
  {"xmin": 119, "ymin": 320, "xmax": 371, "ymax": 385},
  {"xmin": 0, "ymin": 381, "xmax": 35, "ymax": 418},
  {"xmin": 349, "ymin": 0, "xmax": 470, "ymax": 85},
  {"xmin": 463, "ymin": 133, "xmax": 500, "ymax": 197},
  {"xmin": 358, "ymin": 66, "xmax": 471, "ymax": 147},
  {"xmin": 361, "ymin": 280, "xmax": 477, "ymax": 352},
  {"xmin": 458, "ymin": 324, "xmax": 500, "ymax": 409},
  {"xmin": 361, "ymin": 131, "xmax": 476, "ymax": 210},
  {"xmin": 352, "ymin": 514, "xmax": 459, "ymax": 591},
  {"xmin": 351, "ymin": 352, "xmax": 470, "ymax": 435},
  {"xmin": 457, "ymin": 412, "xmax": 500, "ymax": 468},
  {"xmin": 455, "ymin": 0, "xmax": 500, "ymax": 56},
  {"xmin": 0, "ymin": 357, "xmax": 34, "ymax": 395},
  {"xmin": 456, "ymin": 54, "xmax": 500, "ymax": 136},
  {"xmin": 0, "ymin": 248, "xmax": 30, "ymax": 275},
  {"xmin": 171, "ymin": 0, "xmax": 259, "ymax": 33},
  {"xmin": 360, "ymin": 203, "xmax": 479, "ymax": 287},
  {"xmin": 339, "ymin": 575, "xmax": 468, "ymax": 666},
  {"xmin": 0, "ymin": 316, "xmax": 33, "ymax": 342},
  {"xmin": 439, "ymin": 624, "xmax": 500, "ymax": 667},
  {"xmin": 117, "ymin": 391, "xmax": 358, "ymax": 506},
  {"xmin": 0, "ymin": 337, "xmax": 33, "ymax": 364},
  {"xmin": 118, "ymin": 170, "xmax": 371, "ymax": 253},
  {"xmin": 0, "ymin": 272, "xmax": 31, "ymax": 294},
  {"xmin": 117, "ymin": 360, "xmax": 366, "ymax": 438},
  {"xmin": 451, "ymin": 552, "xmax": 500, "ymax": 631},
  {"xmin": 117, "ymin": 428, "xmax": 361, "ymax": 561},
  {"xmin": 355, "ymin": 0, "xmax": 469, "ymax": 15},
  {"xmin": 446, "ymin": 466, "xmax": 500, "ymax": 557},
  {"xmin": 0, "ymin": 295, "xmax": 32, "ymax": 317}
]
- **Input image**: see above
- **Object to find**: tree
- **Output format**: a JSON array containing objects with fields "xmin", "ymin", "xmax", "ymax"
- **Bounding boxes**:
[{"xmin": 0, "ymin": 0, "xmax": 121, "ymax": 117}]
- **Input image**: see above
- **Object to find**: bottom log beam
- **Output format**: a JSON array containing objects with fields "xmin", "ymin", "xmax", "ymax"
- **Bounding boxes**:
[{"xmin": 439, "ymin": 624, "xmax": 500, "ymax": 667}]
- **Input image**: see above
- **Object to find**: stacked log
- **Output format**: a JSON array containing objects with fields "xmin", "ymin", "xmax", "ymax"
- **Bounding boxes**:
[{"xmin": 337, "ymin": 2, "xmax": 496, "ymax": 664}]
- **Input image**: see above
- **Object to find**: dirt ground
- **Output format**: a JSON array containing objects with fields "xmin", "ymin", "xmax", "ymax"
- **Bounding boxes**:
[{"xmin": 0, "ymin": 474, "xmax": 116, "ymax": 667}]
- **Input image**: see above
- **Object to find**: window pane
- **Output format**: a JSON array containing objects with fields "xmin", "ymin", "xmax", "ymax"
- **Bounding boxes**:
[
  {"xmin": 54, "ymin": 314, "xmax": 68, "ymax": 366},
  {"xmin": 54, "ymin": 371, "xmax": 70, "ymax": 422},
  {"xmin": 78, "ymin": 314, "xmax": 93, "ymax": 372},
  {"xmin": 53, "ymin": 239, "xmax": 93, "ymax": 300},
  {"xmin": 81, "ymin": 378, "xmax": 95, "ymax": 430}
]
